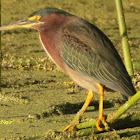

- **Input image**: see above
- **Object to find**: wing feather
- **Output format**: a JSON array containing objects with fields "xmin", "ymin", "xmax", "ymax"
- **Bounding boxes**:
[
  {"xmin": 62, "ymin": 29, "xmax": 118, "ymax": 83},
  {"xmin": 61, "ymin": 20, "xmax": 135, "ymax": 100}
]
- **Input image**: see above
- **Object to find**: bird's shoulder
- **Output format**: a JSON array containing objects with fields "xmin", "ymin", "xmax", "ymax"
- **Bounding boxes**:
[{"xmin": 61, "ymin": 18, "xmax": 128, "ymax": 78}]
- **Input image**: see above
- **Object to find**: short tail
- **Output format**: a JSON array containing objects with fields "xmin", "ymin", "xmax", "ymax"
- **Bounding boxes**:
[{"xmin": 119, "ymin": 78, "xmax": 136, "ymax": 100}]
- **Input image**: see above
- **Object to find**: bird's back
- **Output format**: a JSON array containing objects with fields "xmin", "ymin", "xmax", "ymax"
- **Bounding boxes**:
[{"xmin": 61, "ymin": 17, "xmax": 136, "ymax": 100}]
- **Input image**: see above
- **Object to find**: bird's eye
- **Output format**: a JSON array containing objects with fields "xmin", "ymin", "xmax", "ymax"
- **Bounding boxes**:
[{"xmin": 29, "ymin": 15, "xmax": 41, "ymax": 21}]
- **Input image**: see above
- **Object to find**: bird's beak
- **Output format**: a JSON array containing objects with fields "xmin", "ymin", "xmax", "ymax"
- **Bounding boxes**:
[{"xmin": 0, "ymin": 19, "xmax": 43, "ymax": 31}]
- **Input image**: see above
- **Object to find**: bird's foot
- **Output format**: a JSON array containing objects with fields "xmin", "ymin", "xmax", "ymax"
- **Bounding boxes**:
[
  {"xmin": 62, "ymin": 119, "xmax": 80, "ymax": 136},
  {"xmin": 62, "ymin": 112, "xmax": 82, "ymax": 135},
  {"xmin": 96, "ymin": 117, "xmax": 109, "ymax": 131},
  {"xmin": 62, "ymin": 90, "xmax": 93, "ymax": 135},
  {"xmin": 62, "ymin": 121, "xmax": 77, "ymax": 135}
]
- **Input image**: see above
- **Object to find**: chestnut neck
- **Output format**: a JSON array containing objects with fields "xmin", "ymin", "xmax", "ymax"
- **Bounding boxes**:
[{"xmin": 38, "ymin": 14, "xmax": 74, "ymax": 70}]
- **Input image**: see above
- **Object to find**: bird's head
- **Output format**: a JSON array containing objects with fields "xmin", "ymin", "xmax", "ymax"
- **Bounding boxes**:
[{"xmin": 0, "ymin": 7, "xmax": 72, "ymax": 31}]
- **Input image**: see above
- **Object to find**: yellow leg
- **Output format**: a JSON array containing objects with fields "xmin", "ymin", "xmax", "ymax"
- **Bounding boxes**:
[
  {"xmin": 62, "ymin": 90, "xmax": 94, "ymax": 132},
  {"xmin": 96, "ymin": 84, "xmax": 106, "ymax": 131}
]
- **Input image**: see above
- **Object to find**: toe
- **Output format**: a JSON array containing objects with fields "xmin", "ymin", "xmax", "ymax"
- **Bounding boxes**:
[
  {"xmin": 62, "ymin": 124, "xmax": 71, "ymax": 132},
  {"xmin": 96, "ymin": 119, "xmax": 103, "ymax": 131}
]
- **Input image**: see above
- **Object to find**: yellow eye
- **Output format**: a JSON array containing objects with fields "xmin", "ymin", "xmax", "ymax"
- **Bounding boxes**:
[
  {"xmin": 29, "ymin": 15, "xmax": 41, "ymax": 21},
  {"xmin": 36, "ymin": 15, "xmax": 41, "ymax": 20}
]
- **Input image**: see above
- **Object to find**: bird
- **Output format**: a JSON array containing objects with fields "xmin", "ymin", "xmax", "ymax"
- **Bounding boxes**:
[{"xmin": 0, "ymin": 7, "xmax": 136, "ymax": 132}]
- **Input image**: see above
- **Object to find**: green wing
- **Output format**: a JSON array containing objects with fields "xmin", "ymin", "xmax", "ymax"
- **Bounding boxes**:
[
  {"xmin": 62, "ymin": 29, "xmax": 118, "ymax": 83},
  {"xmin": 61, "ymin": 20, "xmax": 135, "ymax": 99}
]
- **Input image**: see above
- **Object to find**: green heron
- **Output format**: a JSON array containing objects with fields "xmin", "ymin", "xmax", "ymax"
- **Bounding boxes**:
[{"xmin": 0, "ymin": 7, "xmax": 136, "ymax": 132}]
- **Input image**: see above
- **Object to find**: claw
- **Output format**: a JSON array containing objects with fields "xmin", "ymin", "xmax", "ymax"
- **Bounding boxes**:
[
  {"xmin": 62, "ymin": 122, "xmax": 77, "ymax": 136},
  {"xmin": 62, "ymin": 124, "xmax": 71, "ymax": 132},
  {"xmin": 96, "ymin": 117, "xmax": 109, "ymax": 131},
  {"xmin": 96, "ymin": 117, "xmax": 105, "ymax": 131}
]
